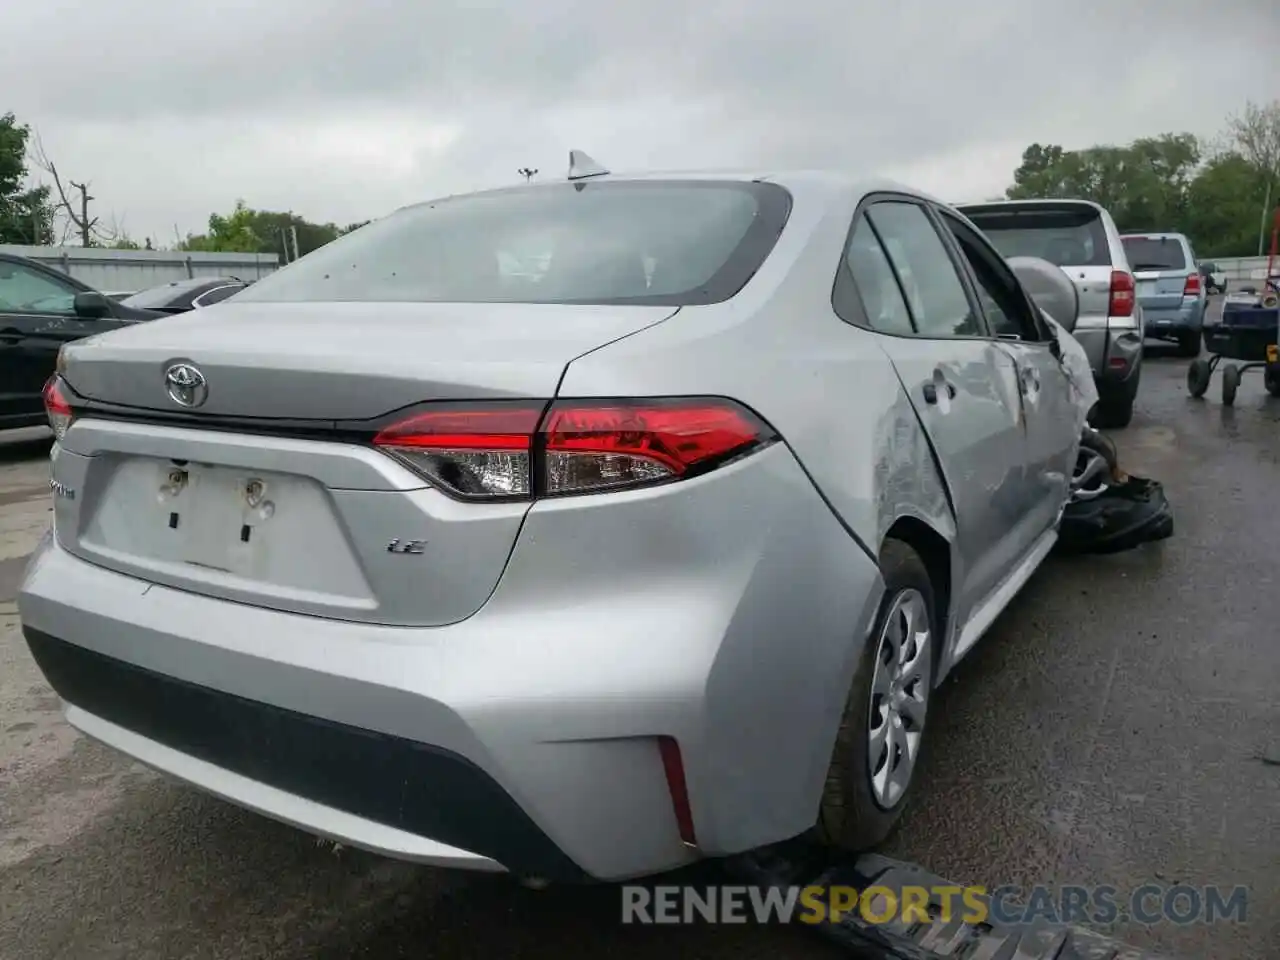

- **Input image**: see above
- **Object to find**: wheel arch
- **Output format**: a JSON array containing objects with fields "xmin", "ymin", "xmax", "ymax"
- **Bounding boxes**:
[{"xmin": 882, "ymin": 516, "xmax": 952, "ymax": 674}]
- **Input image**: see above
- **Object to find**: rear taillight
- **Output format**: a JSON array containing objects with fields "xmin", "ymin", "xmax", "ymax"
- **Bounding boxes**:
[
  {"xmin": 1109, "ymin": 270, "xmax": 1135, "ymax": 317},
  {"xmin": 43, "ymin": 375, "xmax": 74, "ymax": 441},
  {"xmin": 1183, "ymin": 273, "xmax": 1201, "ymax": 296},
  {"xmin": 371, "ymin": 404, "xmax": 543, "ymax": 500},
  {"xmin": 372, "ymin": 398, "xmax": 774, "ymax": 501}
]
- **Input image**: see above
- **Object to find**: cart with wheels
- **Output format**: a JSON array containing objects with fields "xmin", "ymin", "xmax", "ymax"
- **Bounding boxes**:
[{"xmin": 1187, "ymin": 209, "xmax": 1280, "ymax": 406}]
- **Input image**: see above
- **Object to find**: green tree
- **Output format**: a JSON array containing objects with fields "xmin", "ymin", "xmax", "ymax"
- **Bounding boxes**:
[
  {"xmin": 0, "ymin": 112, "xmax": 55, "ymax": 244},
  {"xmin": 1184, "ymin": 153, "xmax": 1266, "ymax": 257},
  {"xmin": 1220, "ymin": 99, "xmax": 1280, "ymax": 255},
  {"xmin": 180, "ymin": 199, "xmax": 263, "ymax": 252}
]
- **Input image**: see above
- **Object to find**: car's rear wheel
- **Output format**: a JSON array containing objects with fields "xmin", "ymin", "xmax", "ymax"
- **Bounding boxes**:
[{"xmin": 816, "ymin": 540, "xmax": 935, "ymax": 853}]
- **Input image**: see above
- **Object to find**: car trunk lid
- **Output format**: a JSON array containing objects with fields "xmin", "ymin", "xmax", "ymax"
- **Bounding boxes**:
[{"xmin": 52, "ymin": 300, "xmax": 678, "ymax": 627}]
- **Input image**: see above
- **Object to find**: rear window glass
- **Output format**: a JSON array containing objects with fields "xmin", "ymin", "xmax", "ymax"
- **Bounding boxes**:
[
  {"xmin": 961, "ymin": 206, "xmax": 1111, "ymax": 267},
  {"xmin": 1122, "ymin": 236, "xmax": 1188, "ymax": 272},
  {"xmin": 235, "ymin": 180, "xmax": 792, "ymax": 306},
  {"xmin": 120, "ymin": 278, "xmax": 212, "ymax": 308}
]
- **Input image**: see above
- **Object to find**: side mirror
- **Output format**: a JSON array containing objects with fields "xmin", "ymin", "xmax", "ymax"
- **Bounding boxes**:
[
  {"xmin": 73, "ymin": 291, "xmax": 112, "ymax": 319},
  {"xmin": 1007, "ymin": 256, "xmax": 1079, "ymax": 334}
]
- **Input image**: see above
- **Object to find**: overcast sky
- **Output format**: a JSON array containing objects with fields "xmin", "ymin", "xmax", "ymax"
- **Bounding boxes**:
[{"xmin": 5, "ymin": 0, "xmax": 1278, "ymax": 246}]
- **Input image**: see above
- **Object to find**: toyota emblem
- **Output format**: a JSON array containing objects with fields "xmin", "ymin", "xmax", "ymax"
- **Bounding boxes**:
[{"xmin": 164, "ymin": 362, "xmax": 208, "ymax": 408}]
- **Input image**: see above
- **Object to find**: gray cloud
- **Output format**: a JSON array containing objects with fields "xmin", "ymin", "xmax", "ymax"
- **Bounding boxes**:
[{"xmin": 5, "ymin": 0, "xmax": 1277, "ymax": 244}]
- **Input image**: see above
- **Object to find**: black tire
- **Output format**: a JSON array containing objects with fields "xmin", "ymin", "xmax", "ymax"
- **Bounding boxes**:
[
  {"xmin": 1265, "ymin": 365, "xmax": 1280, "ymax": 398},
  {"xmin": 1187, "ymin": 359, "xmax": 1211, "ymax": 398},
  {"xmin": 816, "ymin": 540, "xmax": 936, "ymax": 853},
  {"xmin": 1091, "ymin": 391, "xmax": 1135, "ymax": 429},
  {"xmin": 1222, "ymin": 364, "xmax": 1240, "ymax": 407},
  {"xmin": 1177, "ymin": 331, "xmax": 1201, "ymax": 357}
]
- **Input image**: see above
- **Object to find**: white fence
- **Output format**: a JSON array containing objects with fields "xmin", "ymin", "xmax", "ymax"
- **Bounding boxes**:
[
  {"xmin": 0, "ymin": 245, "xmax": 279, "ymax": 295},
  {"xmin": 1208, "ymin": 256, "xmax": 1275, "ymax": 283}
]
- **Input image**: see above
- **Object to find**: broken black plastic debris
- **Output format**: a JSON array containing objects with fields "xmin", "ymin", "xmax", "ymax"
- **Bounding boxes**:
[{"xmin": 1058, "ymin": 476, "xmax": 1174, "ymax": 555}]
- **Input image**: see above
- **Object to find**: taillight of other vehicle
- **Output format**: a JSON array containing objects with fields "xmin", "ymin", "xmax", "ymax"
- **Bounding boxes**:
[
  {"xmin": 371, "ymin": 398, "xmax": 775, "ymax": 501},
  {"xmin": 1183, "ymin": 273, "xmax": 1201, "ymax": 297},
  {"xmin": 1109, "ymin": 270, "xmax": 1135, "ymax": 317},
  {"xmin": 43, "ymin": 375, "xmax": 75, "ymax": 441}
]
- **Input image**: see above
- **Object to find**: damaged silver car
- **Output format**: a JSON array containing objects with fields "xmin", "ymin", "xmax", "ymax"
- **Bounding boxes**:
[{"xmin": 21, "ymin": 161, "xmax": 1167, "ymax": 883}]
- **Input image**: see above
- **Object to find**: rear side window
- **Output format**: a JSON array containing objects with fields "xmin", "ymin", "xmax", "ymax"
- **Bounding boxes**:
[
  {"xmin": 234, "ymin": 180, "xmax": 791, "ymax": 307},
  {"xmin": 1122, "ymin": 236, "xmax": 1189, "ymax": 272},
  {"xmin": 962, "ymin": 206, "xmax": 1111, "ymax": 268},
  {"xmin": 865, "ymin": 201, "xmax": 982, "ymax": 338}
]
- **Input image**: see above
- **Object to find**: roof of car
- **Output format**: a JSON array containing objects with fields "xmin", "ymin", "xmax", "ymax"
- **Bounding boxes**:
[{"xmin": 396, "ymin": 169, "xmax": 949, "ymax": 213}]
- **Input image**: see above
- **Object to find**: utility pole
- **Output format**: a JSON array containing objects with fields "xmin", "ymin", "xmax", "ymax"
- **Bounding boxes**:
[
  {"xmin": 517, "ymin": 167, "xmax": 538, "ymax": 183},
  {"xmin": 290, "ymin": 225, "xmax": 300, "ymax": 261},
  {"xmin": 1258, "ymin": 179, "xmax": 1274, "ymax": 257}
]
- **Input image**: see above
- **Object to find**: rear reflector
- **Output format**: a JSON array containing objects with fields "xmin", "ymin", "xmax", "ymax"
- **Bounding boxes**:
[
  {"xmin": 372, "ymin": 398, "xmax": 774, "ymax": 501},
  {"xmin": 1109, "ymin": 270, "xmax": 1135, "ymax": 318},
  {"xmin": 657, "ymin": 736, "xmax": 697, "ymax": 847},
  {"xmin": 1183, "ymin": 273, "xmax": 1201, "ymax": 296},
  {"xmin": 43, "ymin": 375, "xmax": 74, "ymax": 441}
]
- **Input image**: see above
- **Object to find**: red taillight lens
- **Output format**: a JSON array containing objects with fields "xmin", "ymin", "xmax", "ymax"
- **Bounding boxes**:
[
  {"xmin": 541, "ymin": 399, "xmax": 770, "ymax": 495},
  {"xmin": 1183, "ymin": 273, "xmax": 1201, "ymax": 296},
  {"xmin": 43, "ymin": 375, "xmax": 74, "ymax": 441},
  {"xmin": 372, "ymin": 404, "xmax": 544, "ymax": 500},
  {"xmin": 1109, "ymin": 270, "xmax": 1135, "ymax": 318},
  {"xmin": 371, "ymin": 398, "xmax": 773, "ymax": 500}
]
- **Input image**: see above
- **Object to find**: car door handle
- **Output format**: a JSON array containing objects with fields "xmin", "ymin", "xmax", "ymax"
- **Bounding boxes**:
[
  {"xmin": 0, "ymin": 334, "xmax": 21, "ymax": 347},
  {"xmin": 922, "ymin": 381, "xmax": 957, "ymax": 404}
]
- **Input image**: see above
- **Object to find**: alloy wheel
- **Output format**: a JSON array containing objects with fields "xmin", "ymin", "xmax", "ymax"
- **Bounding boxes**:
[{"xmin": 866, "ymin": 588, "xmax": 932, "ymax": 809}]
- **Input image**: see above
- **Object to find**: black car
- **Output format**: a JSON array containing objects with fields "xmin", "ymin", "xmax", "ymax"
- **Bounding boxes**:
[
  {"xmin": 117, "ymin": 276, "xmax": 248, "ymax": 314},
  {"xmin": 0, "ymin": 252, "xmax": 166, "ymax": 432}
]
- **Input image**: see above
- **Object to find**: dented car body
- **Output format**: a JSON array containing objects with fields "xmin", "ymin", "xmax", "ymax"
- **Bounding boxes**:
[{"xmin": 22, "ymin": 169, "xmax": 1108, "ymax": 882}]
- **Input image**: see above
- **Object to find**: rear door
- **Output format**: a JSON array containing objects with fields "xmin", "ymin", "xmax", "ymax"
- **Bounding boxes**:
[
  {"xmin": 1122, "ymin": 234, "xmax": 1193, "ymax": 318},
  {"xmin": 0, "ymin": 258, "xmax": 103, "ymax": 425},
  {"xmin": 0, "ymin": 260, "xmax": 135, "ymax": 423},
  {"xmin": 937, "ymin": 208, "xmax": 1077, "ymax": 534},
  {"xmin": 846, "ymin": 198, "xmax": 1036, "ymax": 619}
]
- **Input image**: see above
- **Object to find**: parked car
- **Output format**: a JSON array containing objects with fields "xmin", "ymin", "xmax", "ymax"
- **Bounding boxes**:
[
  {"xmin": 1198, "ymin": 260, "xmax": 1227, "ymax": 295},
  {"xmin": 117, "ymin": 276, "xmax": 249, "ymax": 314},
  {"xmin": 0, "ymin": 252, "xmax": 165, "ymax": 432},
  {"xmin": 23, "ymin": 168, "xmax": 1089, "ymax": 883},
  {"xmin": 956, "ymin": 199, "xmax": 1142, "ymax": 428},
  {"xmin": 1119, "ymin": 232, "xmax": 1206, "ymax": 357}
]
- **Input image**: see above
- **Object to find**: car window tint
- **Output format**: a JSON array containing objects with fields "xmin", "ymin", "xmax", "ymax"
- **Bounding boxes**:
[
  {"xmin": 843, "ymin": 216, "xmax": 914, "ymax": 335},
  {"xmin": 233, "ymin": 181, "xmax": 792, "ymax": 307},
  {"xmin": 963, "ymin": 206, "xmax": 1111, "ymax": 267},
  {"xmin": 1121, "ymin": 236, "xmax": 1188, "ymax": 271},
  {"xmin": 865, "ymin": 202, "xmax": 981, "ymax": 338},
  {"xmin": 0, "ymin": 261, "xmax": 77, "ymax": 314},
  {"xmin": 942, "ymin": 214, "xmax": 1041, "ymax": 340}
]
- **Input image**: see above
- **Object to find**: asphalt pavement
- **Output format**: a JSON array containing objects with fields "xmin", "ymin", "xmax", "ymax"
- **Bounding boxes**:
[{"xmin": 1, "ymin": 325, "xmax": 1277, "ymax": 959}]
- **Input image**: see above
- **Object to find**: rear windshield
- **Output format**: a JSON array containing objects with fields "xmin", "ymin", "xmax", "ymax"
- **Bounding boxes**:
[
  {"xmin": 961, "ymin": 206, "xmax": 1111, "ymax": 267},
  {"xmin": 120, "ymin": 278, "xmax": 214, "ymax": 308},
  {"xmin": 1122, "ymin": 236, "xmax": 1188, "ymax": 272},
  {"xmin": 235, "ymin": 180, "xmax": 792, "ymax": 306}
]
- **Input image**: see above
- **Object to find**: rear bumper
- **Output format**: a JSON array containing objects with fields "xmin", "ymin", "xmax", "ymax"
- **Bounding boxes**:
[
  {"xmin": 1140, "ymin": 299, "xmax": 1204, "ymax": 335},
  {"xmin": 19, "ymin": 442, "xmax": 884, "ymax": 881},
  {"xmin": 1073, "ymin": 325, "xmax": 1142, "ymax": 385}
]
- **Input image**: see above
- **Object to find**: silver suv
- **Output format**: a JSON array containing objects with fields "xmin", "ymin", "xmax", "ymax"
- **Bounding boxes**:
[{"xmin": 957, "ymin": 200, "xmax": 1142, "ymax": 428}]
